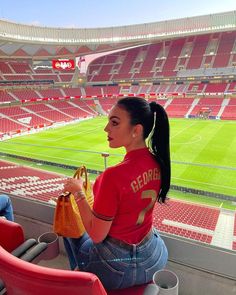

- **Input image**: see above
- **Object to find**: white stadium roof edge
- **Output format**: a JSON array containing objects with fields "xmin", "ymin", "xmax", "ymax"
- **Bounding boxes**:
[{"xmin": 0, "ymin": 10, "xmax": 236, "ymax": 58}]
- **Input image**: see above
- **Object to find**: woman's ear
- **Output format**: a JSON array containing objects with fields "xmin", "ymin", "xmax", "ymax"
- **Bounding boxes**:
[{"xmin": 133, "ymin": 124, "xmax": 143, "ymax": 138}]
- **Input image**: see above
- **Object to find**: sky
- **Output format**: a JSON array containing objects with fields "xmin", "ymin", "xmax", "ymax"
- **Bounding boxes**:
[{"xmin": 0, "ymin": 0, "xmax": 236, "ymax": 28}]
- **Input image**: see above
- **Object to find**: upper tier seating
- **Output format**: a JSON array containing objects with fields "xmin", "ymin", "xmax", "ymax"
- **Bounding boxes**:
[
  {"xmin": 0, "ymin": 90, "xmax": 17, "ymax": 103},
  {"xmin": 8, "ymin": 89, "xmax": 41, "ymax": 101},
  {"xmin": 63, "ymin": 87, "xmax": 83, "ymax": 97},
  {"xmin": 8, "ymin": 61, "xmax": 32, "ymax": 73},
  {"xmin": 212, "ymin": 31, "xmax": 236, "ymax": 68},
  {"xmin": 0, "ymin": 61, "xmax": 13, "ymax": 73},
  {"xmin": 85, "ymin": 32, "xmax": 236, "ymax": 84},
  {"xmin": 186, "ymin": 35, "xmax": 210, "ymax": 69},
  {"xmin": 162, "ymin": 39, "xmax": 185, "ymax": 77},
  {"xmin": 38, "ymin": 88, "xmax": 64, "ymax": 99},
  {"xmin": 31, "ymin": 74, "xmax": 60, "ymax": 82},
  {"xmin": 59, "ymin": 74, "xmax": 73, "ymax": 82},
  {"xmin": 0, "ymin": 32, "xmax": 235, "ymax": 88},
  {"xmin": 3, "ymin": 75, "xmax": 32, "ymax": 81}
]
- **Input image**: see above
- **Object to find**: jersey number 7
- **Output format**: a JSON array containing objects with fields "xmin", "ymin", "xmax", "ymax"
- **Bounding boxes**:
[{"xmin": 136, "ymin": 190, "xmax": 157, "ymax": 225}]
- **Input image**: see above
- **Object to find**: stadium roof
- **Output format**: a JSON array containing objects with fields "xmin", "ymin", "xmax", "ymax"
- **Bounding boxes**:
[{"xmin": 0, "ymin": 10, "xmax": 236, "ymax": 58}]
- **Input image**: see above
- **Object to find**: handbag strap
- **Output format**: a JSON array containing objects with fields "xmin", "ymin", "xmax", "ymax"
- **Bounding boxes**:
[
  {"xmin": 59, "ymin": 192, "xmax": 71, "ymax": 198},
  {"xmin": 73, "ymin": 166, "xmax": 89, "ymax": 191},
  {"xmin": 55, "ymin": 166, "xmax": 89, "ymax": 199}
]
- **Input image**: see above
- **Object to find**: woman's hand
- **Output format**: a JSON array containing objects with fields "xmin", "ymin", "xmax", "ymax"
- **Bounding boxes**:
[
  {"xmin": 63, "ymin": 177, "xmax": 84, "ymax": 195},
  {"xmin": 63, "ymin": 176, "xmax": 112, "ymax": 243}
]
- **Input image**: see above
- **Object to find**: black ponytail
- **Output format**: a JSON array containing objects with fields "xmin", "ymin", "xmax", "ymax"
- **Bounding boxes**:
[
  {"xmin": 117, "ymin": 97, "xmax": 171, "ymax": 203},
  {"xmin": 149, "ymin": 101, "xmax": 171, "ymax": 203}
]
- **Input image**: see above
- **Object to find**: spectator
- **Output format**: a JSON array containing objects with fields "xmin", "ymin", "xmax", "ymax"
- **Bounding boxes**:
[
  {"xmin": 0, "ymin": 194, "xmax": 14, "ymax": 221},
  {"xmin": 63, "ymin": 96, "xmax": 170, "ymax": 290}
]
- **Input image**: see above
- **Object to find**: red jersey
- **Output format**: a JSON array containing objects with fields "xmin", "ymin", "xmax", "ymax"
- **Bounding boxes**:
[{"xmin": 92, "ymin": 148, "xmax": 161, "ymax": 244}]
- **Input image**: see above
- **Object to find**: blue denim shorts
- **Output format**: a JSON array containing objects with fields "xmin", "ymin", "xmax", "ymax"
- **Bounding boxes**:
[
  {"xmin": 0, "ymin": 194, "xmax": 14, "ymax": 221},
  {"xmin": 63, "ymin": 227, "xmax": 168, "ymax": 290}
]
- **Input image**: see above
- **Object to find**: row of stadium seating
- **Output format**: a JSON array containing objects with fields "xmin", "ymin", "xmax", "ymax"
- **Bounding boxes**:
[
  {"xmin": 1, "ymin": 97, "xmax": 236, "ymax": 136},
  {"xmin": 1, "ymin": 82, "xmax": 236, "ymax": 104},
  {"xmin": 0, "ymin": 160, "xmax": 235, "ymax": 250},
  {"xmin": 2, "ymin": 32, "xmax": 236, "ymax": 82},
  {"xmin": 87, "ymin": 32, "xmax": 236, "ymax": 81}
]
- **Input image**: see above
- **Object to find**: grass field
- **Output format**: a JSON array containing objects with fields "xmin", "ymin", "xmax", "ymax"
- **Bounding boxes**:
[{"xmin": 0, "ymin": 117, "xmax": 236, "ymax": 200}]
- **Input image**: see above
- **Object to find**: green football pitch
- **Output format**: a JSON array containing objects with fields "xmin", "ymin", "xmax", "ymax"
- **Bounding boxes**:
[{"xmin": 0, "ymin": 117, "xmax": 235, "ymax": 199}]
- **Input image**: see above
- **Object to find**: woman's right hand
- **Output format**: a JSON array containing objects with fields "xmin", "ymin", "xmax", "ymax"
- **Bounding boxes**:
[{"xmin": 63, "ymin": 177, "xmax": 84, "ymax": 196}]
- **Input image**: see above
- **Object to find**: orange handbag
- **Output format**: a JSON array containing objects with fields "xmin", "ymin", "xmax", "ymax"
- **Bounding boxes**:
[{"xmin": 53, "ymin": 166, "xmax": 94, "ymax": 238}]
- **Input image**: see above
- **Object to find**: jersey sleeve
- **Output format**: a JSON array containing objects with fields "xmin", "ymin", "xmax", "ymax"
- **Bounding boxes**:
[{"xmin": 92, "ymin": 168, "xmax": 119, "ymax": 221}]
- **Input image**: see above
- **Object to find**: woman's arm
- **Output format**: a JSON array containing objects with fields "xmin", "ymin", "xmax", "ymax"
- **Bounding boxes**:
[
  {"xmin": 75, "ymin": 197, "xmax": 112, "ymax": 243},
  {"xmin": 63, "ymin": 178, "xmax": 112, "ymax": 243}
]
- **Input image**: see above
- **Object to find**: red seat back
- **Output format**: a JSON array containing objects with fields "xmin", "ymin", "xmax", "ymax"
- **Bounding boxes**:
[
  {"xmin": 0, "ymin": 219, "xmax": 148, "ymax": 295},
  {"xmin": 0, "ymin": 245, "xmax": 107, "ymax": 295},
  {"xmin": 0, "ymin": 218, "xmax": 24, "ymax": 252}
]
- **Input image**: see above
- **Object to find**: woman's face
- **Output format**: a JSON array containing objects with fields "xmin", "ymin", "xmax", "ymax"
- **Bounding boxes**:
[{"xmin": 104, "ymin": 105, "xmax": 136, "ymax": 151}]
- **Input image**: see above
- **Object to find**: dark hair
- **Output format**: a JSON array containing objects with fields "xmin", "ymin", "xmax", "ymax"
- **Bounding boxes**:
[{"xmin": 117, "ymin": 97, "xmax": 170, "ymax": 203}]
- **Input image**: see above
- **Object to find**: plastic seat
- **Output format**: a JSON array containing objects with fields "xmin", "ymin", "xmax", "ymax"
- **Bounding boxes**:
[
  {"xmin": 0, "ymin": 218, "xmax": 24, "ymax": 252},
  {"xmin": 0, "ymin": 245, "xmax": 107, "ymax": 295},
  {"xmin": 0, "ymin": 219, "xmax": 48, "ymax": 294},
  {"xmin": 0, "ymin": 218, "xmax": 154, "ymax": 295}
]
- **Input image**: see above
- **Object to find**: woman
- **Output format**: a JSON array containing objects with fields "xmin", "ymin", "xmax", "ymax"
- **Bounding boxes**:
[
  {"xmin": 0, "ymin": 194, "xmax": 14, "ymax": 221},
  {"xmin": 63, "ymin": 96, "xmax": 170, "ymax": 290}
]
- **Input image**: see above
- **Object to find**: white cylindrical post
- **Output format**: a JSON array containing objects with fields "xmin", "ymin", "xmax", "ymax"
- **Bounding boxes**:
[{"xmin": 101, "ymin": 152, "xmax": 109, "ymax": 169}]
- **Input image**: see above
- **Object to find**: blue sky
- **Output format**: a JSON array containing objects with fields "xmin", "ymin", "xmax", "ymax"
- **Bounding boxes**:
[{"xmin": 0, "ymin": 0, "xmax": 235, "ymax": 28}]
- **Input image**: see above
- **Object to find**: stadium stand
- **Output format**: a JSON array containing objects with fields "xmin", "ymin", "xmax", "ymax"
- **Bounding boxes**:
[
  {"xmin": 165, "ymin": 98, "xmax": 194, "ymax": 118},
  {"xmin": 0, "ymin": 160, "xmax": 66, "ymax": 202},
  {"xmin": 221, "ymin": 98, "xmax": 236, "ymax": 120},
  {"xmin": 0, "ymin": 160, "xmax": 231, "ymax": 250},
  {"xmin": 0, "ymin": 117, "xmax": 27, "ymax": 134},
  {"xmin": 0, "ymin": 90, "xmax": 17, "ymax": 103},
  {"xmin": 153, "ymin": 200, "xmax": 219, "ymax": 244},
  {"xmin": 0, "ymin": 11, "xmax": 236, "ymax": 294}
]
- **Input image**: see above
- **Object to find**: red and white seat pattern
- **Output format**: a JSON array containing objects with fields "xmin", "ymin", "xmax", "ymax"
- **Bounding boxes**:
[
  {"xmin": 153, "ymin": 199, "xmax": 220, "ymax": 245},
  {"xmin": 1, "ymin": 159, "xmax": 235, "ymax": 250},
  {"xmin": 0, "ymin": 160, "xmax": 66, "ymax": 203}
]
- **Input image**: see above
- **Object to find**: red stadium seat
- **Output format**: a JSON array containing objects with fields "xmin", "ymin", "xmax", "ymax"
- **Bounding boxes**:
[
  {"xmin": 0, "ymin": 218, "xmax": 24, "ymax": 252},
  {"xmin": 0, "ymin": 245, "xmax": 107, "ymax": 295},
  {"xmin": 0, "ymin": 218, "xmax": 152, "ymax": 295},
  {"xmin": 0, "ymin": 245, "xmax": 150, "ymax": 295}
]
